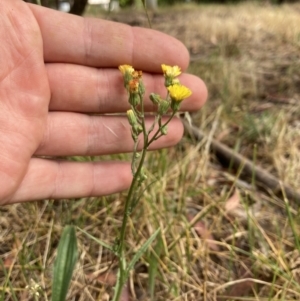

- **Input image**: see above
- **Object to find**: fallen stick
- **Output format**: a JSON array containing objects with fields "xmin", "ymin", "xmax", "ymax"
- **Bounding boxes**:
[{"xmin": 183, "ymin": 120, "xmax": 300, "ymax": 203}]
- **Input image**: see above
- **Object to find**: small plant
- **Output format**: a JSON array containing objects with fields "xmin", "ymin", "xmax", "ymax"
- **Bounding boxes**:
[{"xmin": 112, "ymin": 63, "xmax": 192, "ymax": 300}]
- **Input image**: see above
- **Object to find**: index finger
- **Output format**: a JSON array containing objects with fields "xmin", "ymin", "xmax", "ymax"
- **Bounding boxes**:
[{"xmin": 28, "ymin": 4, "xmax": 190, "ymax": 72}]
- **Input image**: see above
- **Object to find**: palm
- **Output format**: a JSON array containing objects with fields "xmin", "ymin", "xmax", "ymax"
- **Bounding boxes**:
[{"xmin": 0, "ymin": 1, "xmax": 49, "ymax": 202}]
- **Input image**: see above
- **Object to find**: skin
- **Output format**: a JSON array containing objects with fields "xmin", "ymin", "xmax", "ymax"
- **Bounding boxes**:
[{"xmin": 0, "ymin": 0, "xmax": 207, "ymax": 204}]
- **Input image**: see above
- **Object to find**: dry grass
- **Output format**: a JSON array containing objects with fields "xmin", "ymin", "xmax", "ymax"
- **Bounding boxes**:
[{"xmin": 1, "ymin": 2, "xmax": 300, "ymax": 300}]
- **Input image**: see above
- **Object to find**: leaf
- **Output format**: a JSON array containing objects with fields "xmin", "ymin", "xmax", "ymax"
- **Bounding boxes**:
[
  {"xmin": 87, "ymin": 271, "xmax": 130, "ymax": 301},
  {"xmin": 3, "ymin": 254, "xmax": 14, "ymax": 269},
  {"xmin": 216, "ymin": 263, "xmax": 254, "ymax": 301},
  {"xmin": 148, "ymin": 231, "xmax": 164, "ymax": 300},
  {"xmin": 225, "ymin": 188, "xmax": 241, "ymax": 213},
  {"xmin": 51, "ymin": 225, "xmax": 78, "ymax": 301},
  {"xmin": 88, "ymin": 272, "xmax": 117, "ymax": 286},
  {"xmin": 224, "ymin": 189, "xmax": 250, "ymax": 220},
  {"xmin": 188, "ymin": 214, "xmax": 219, "ymax": 252},
  {"xmin": 127, "ymin": 228, "xmax": 161, "ymax": 273}
]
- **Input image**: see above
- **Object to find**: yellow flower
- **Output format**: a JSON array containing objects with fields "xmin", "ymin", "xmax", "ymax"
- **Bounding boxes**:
[
  {"xmin": 161, "ymin": 64, "xmax": 181, "ymax": 78},
  {"xmin": 168, "ymin": 84, "xmax": 192, "ymax": 102},
  {"xmin": 119, "ymin": 64, "xmax": 134, "ymax": 75}
]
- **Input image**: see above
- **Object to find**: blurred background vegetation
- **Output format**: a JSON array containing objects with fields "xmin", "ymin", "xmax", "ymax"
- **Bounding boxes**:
[{"xmin": 25, "ymin": 0, "xmax": 300, "ymax": 14}]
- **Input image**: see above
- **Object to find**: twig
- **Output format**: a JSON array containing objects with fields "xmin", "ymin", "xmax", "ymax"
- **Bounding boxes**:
[{"xmin": 182, "ymin": 120, "xmax": 300, "ymax": 203}]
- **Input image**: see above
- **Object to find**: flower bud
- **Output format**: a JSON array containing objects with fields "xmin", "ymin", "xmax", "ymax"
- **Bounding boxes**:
[
  {"xmin": 119, "ymin": 65, "xmax": 134, "ymax": 88},
  {"xmin": 127, "ymin": 109, "xmax": 138, "ymax": 127},
  {"xmin": 138, "ymin": 80, "xmax": 145, "ymax": 95},
  {"xmin": 160, "ymin": 125, "xmax": 168, "ymax": 135},
  {"xmin": 164, "ymin": 78, "xmax": 173, "ymax": 87},
  {"xmin": 129, "ymin": 93, "xmax": 140, "ymax": 106},
  {"xmin": 138, "ymin": 167, "xmax": 147, "ymax": 183},
  {"xmin": 132, "ymin": 124, "xmax": 143, "ymax": 136},
  {"xmin": 149, "ymin": 93, "xmax": 162, "ymax": 105},
  {"xmin": 158, "ymin": 100, "xmax": 170, "ymax": 115}
]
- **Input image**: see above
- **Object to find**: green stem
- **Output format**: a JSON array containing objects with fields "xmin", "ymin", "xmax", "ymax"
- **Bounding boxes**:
[
  {"xmin": 113, "ymin": 149, "xmax": 147, "ymax": 301},
  {"xmin": 114, "ymin": 93, "xmax": 148, "ymax": 301},
  {"xmin": 117, "ymin": 146, "xmax": 148, "ymax": 254},
  {"xmin": 131, "ymin": 139, "xmax": 139, "ymax": 175},
  {"xmin": 147, "ymin": 115, "xmax": 159, "ymax": 136},
  {"xmin": 147, "ymin": 111, "xmax": 176, "ymax": 146}
]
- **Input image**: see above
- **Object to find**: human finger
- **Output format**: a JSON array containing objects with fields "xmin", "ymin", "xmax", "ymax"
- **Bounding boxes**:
[
  {"xmin": 7, "ymin": 159, "xmax": 132, "ymax": 204},
  {"xmin": 47, "ymin": 64, "xmax": 207, "ymax": 113},
  {"xmin": 28, "ymin": 3, "xmax": 190, "ymax": 72},
  {"xmin": 35, "ymin": 114, "xmax": 184, "ymax": 156}
]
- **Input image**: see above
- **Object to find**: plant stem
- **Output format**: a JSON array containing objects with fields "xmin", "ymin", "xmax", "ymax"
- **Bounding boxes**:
[
  {"xmin": 117, "ymin": 146, "xmax": 147, "ymax": 255},
  {"xmin": 114, "ymin": 93, "xmax": 149, "ymax": 301},
  {"xmin": 147, "ymin": 111, "xmax": 176, "ymax": 146}
]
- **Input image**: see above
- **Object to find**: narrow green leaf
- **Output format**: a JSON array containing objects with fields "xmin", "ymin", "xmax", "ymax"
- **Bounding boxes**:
[
  {"xmin": 76, "ymin": 227, "xmax": 115, "ymax": 254},
  {"xmin": 284, "ymin": 198, "xmax": 300, "ymax": 250},
  {"xmin": 52, "ymin": 225, "xmax": 78, "ymax": 301},
  {"xmin": 0, "ymin": 258, "xmax": 18, "ymax": 301},
  {"xmin": 148, "ymin": 231, "xmax": 164, "ymax": 300},
  {"xmin": 127, "ymin": 228, "xmax": 160, "ymax": 273}
]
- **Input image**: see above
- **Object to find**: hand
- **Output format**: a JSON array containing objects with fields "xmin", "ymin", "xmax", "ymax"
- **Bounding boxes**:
[{"xmin": 0, "ymin": 0, "xmax": 207, "ymax": 204}]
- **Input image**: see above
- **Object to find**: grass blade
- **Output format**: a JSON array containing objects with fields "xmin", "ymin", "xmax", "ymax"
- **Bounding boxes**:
[
  {"xmin": 0, "ymin": 258, "xmax": 18, "ymax": 301},
  {"xmin": 127, "ymin": 228, "xmax": 160, "ymax": 273},
  {"xmin": 76, "ymin": 226, "xmax": 115, "ymax": 254},
  {"xmin": 148, "ymin": 230, "xmax": 164, "ymax": 301}
]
